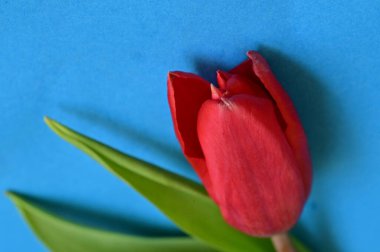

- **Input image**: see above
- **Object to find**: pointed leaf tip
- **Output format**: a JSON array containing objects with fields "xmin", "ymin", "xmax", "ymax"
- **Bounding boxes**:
[
  {"xmin": 5, "ymin": 190, "xmax": 14, "ymax": 200},
  {"xmin": 44, "ymin": 116, "xmax": 58, "ymax": 132},
  {"xmin": 5, "ymin": 191, "xmax": 24, "ymax": 208},
  {"xmin": 43, "ymin": 116, "xmax": 51, "ymax": 124}
]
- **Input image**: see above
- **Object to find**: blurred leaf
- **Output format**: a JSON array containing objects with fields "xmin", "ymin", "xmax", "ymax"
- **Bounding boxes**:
[
  {"xmin": 44, "ymin": 117, "xmax": 310, "ymax": 252},
  {"xmin": 7, "ymin": 191, "xmax": 215, "ymax": 252}
]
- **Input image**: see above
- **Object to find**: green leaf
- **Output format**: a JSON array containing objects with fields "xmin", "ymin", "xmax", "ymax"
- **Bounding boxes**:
[
  {"xmin": 44, "ymin": 117, "xmax": 310, "ymax": 252},
  {"xmin": 7, "ymin": 191, "xmax": 215, "ymax": 252}
]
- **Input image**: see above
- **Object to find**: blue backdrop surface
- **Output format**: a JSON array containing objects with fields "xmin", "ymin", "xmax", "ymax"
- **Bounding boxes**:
[{"xmin": 1, "ymin": 1, "xmax": 379, "ymax": 251}]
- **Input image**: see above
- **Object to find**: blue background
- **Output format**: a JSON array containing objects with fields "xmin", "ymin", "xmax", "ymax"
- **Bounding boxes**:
[{"xmin": 1, "ymin": 1, "xmax": 379, "ymax": 251}]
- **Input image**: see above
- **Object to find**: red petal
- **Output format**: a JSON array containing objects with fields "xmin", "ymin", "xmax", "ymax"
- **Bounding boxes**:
[
  {"xmin": 197, "ymin": 95, "xmax": 306, "ymax": 236},
  {"xmin": 226, "ymin": 57, "xmax": 273, "ymax": 99},
  {"xmin": 224, "ymin": 74, "xmax": 270, "ymax": 98},
  {"xmin": 216, "ymin": 70, "xmax": 231, "ymax": 89},
  {"xmin": 229, "ymin": 59, "xmax": 255, "ymax": 77},
  {"xmin": 247, "ymin": 51, "xmax": 312, "ymax": 196},
  {"xmin": 167, "ymin": 71, "xmax": 214, "ymax": 196}
]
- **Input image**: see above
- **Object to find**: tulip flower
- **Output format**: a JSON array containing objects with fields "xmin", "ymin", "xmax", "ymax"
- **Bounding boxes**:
[{"xmin": 167, "ymin": 51, "xmax": 312, "ymax": 238}]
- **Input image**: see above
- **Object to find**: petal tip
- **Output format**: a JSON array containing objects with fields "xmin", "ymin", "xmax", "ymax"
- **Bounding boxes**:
[
  {"xmin": 247, "ymin": 51, "xmax": 271, "ymax": 74},
  {"xmin": 216, "ymin": 70, "xmax": 231, "ymax": 89},
  {"xmin": 246, "ymin": 50, "xmax": 261, "ymax": 62},
  {"xmin": 168, "ymin": 71, "xmax": 181, "ymax": 80},
  {"xmin": 210, "ymin": 84, "xmax": 222, "ymax": 100},
  {"xmin": 216, "ymin": 70, "xmax": 231, "ymax": 80}
]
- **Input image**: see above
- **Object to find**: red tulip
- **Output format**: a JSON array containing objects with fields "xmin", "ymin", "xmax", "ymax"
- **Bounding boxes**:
[{"xmin": 167, "ymin": 51, "xmax": 312, "ymax": 236}]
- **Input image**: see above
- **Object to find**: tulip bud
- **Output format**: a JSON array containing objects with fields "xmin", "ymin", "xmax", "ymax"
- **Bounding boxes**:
[{"xmin": 167, "ymin": 51, "xmax": 312, "ymax": 236}]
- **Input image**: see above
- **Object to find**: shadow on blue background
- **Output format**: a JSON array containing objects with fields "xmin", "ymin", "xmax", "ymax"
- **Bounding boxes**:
[
  {"xmin": 256, "ymin": 47, "xmax": 345, "ymax": 252},
  {"xmin": 259, "ymin": 46, "xmax": 354, "ymax": 164},
  {"xmin": 60, "ymin": 104, "xmax": 191, "ymax": 175}
]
